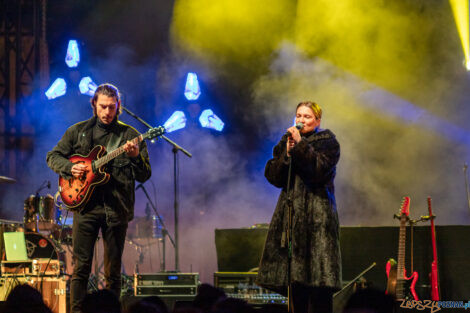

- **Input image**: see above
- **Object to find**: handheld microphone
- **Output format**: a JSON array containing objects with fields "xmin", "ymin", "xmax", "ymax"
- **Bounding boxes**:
[{"xmin": 285, "ymin": 122, "xmax": 304, "ymax": 137}]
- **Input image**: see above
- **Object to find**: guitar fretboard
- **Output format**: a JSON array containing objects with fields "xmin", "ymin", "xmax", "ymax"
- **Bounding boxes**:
[
  {"xmin": 397, "ymin": 214, "xmax": 407, "ymax": 298},
  {"xmin": 94, "ymin": 135, "xmax": 143, "ymax": 169}
]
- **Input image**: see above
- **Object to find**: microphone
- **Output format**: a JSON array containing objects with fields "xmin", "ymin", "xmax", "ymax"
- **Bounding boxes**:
[
  {"xmin": 285, "ymin": 122, "xmax": 304, "ymax": 137},
  {"xmin": 136, "ymin": 183, "xmax": 143, "ymax": 191}
]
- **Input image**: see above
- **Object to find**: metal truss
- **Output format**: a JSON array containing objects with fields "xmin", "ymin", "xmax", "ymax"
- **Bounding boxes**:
[{"xmin": 0, "ymin": 0, "xmax": 48, "ymax": 180}]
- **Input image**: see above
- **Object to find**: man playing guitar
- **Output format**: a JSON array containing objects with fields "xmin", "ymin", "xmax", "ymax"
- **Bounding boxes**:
[{"xmin": 46, "ymin": 83, "xmax": 152, "ymax": 313}]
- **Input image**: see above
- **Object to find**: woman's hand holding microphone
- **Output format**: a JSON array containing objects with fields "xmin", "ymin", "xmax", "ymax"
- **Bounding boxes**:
[{"xmin": 286, "ymin": 123, "xmax": 303, "ymax": 156}]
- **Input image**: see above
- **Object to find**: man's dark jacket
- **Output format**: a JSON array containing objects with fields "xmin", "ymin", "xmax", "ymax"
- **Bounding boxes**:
[{"xmin": 46, "ymin": 116, "xmax": 151, "ymax": 222}]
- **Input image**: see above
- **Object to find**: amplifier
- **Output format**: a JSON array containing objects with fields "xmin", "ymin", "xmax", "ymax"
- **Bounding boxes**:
[
  {"xmin": 214, "ymin": 272, "xmax": 286, "ymax": 305},
  {"xmin": 134, "ymin": 272, "xmax": 199, "ymax": 298}
]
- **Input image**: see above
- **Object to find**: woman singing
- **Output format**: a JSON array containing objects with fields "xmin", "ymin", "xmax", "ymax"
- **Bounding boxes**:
[{"xmin": 257, "ymin": 101, "xmax": 341, "ymax": 313}]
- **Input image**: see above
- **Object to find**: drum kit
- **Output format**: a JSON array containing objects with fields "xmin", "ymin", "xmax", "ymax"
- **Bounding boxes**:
[
  {"xmin": 1, "ymin": 175, "xmax": 164, "ymax": 279},
  {"xmin": 0, "ymin": 175, "xmax": 73, "ymax": 275}
]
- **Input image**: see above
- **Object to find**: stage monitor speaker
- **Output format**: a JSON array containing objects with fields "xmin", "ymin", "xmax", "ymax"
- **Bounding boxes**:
[{"xmin": 214, "ymin": 227, "xmax": 268, "ymax": 272}]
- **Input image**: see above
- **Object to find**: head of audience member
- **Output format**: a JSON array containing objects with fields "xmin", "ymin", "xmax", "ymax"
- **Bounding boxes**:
[
  {"xmin": 257, "ymin": 304, "xmax": 288, "ymax": 313},
  {"xmin": 81, "ymin": 289, "xmax": 121, "ymax": 313},
  {"xmin": 3, "ymin": 284, "xmax": 52, "ymax": 313},
  {"xmin": 192, "ymin": 283, "xmax": 227, "ymax": 313},
  {"xmin": 172, "ymin": 307, "xmax": 203, "ymax": 313},
  {"xmin": 126, "ymin": 296, "xmax": 168, "ymax": 313},
  {"xmin": 212, "ymin": 298, "xmax": 255, "ymax": 313}
]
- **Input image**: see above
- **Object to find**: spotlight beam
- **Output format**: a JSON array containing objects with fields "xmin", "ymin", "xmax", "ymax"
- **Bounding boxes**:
[{"xmin": 449, "ymin": 0, "xmax": 470, "ymax": 69}]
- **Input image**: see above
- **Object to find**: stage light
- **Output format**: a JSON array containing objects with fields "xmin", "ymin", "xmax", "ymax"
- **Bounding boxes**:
[
  {"xmin": 184, "ymin": 72, "xmax": 201, "ymax": 100},
  {"xmin": 65, "ymin": 40, "xmax": 80, "ymax": 68},
  {"xmin": 199, "ymin": 109, "xmax": 224, "ymax": 131},
  {"xmin": 450, "ymin": 0, "xmax": 469, "ymax": 70},
  {"xmin": 79, "ymin": 77, "xmax": 98, "ymax": 96},
  {"xmin": 164, "ymin": 111, "xmax": 187, "ymax": 133},
  {"xmin": 45, "ymin": 78, "xmax": 67, "ymax": 100}
]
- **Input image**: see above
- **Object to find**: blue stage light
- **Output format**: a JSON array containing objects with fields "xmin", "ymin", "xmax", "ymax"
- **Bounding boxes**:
[
  {"xmin": 79, "ymin": 77, "xmax": 98, "ymax": 96},
  {"xmin": 163, "ymin": 111, "xmax": 187, "ymax": 133},
  {"xmin": 199, "ymin": 109, "xmax": 224, "ymax": 132},
  {"xmin": 45, "ymin": 78, "xmax": 67, "ymax": 100},
  {"xmin": 65, "ymin": 40, "xmax": 80, "ymax": 68},
  {"xmin": 184, "ymin": 72, "xmax": 201, "ymax": 100}
]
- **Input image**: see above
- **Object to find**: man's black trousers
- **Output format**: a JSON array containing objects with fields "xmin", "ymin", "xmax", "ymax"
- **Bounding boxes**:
[{"xmin": 70, "ymin": 209, "xmax": 127, "ymax": 313}]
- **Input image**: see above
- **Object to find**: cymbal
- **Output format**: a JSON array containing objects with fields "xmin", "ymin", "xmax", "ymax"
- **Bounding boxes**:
[{"xmin": 0, "ymin": 176, "xmax": 16, "ymax": 184}]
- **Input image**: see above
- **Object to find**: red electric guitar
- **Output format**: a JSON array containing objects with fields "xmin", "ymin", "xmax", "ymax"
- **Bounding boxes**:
[
  {"xmin": 427, "ymin": 197, "xmax": 440, "ymax": 301},
  {"xmin": 58, "ymin": 126, "xmax": 164, "ymax": 211},
  {"xmin": 386, "ymin": 196, "xmax": 419, "ymax": 300}
]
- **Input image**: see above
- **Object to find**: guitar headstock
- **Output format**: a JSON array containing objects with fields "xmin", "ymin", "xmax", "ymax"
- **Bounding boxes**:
[
  {"xmin": 145, "ymin": 126, "xmax": 165, "ymax": 140},
  {"xmin": 400, "ymin": 196, "xmax": 410, "ymax": 216}
]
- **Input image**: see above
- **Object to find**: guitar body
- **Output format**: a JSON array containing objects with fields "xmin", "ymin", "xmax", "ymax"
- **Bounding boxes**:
[
  {"xmin": 386, "ymin": 258, "xmax": 419, "ymax": 300},
  {"xmin": 56, "ymin": 126, "xmax": 164, "ymax": 211},
  {"xmin": 385, "ymin": 258, "xmax": 397, "ymax": 296},
  {"xmin": 59, "ymin": 145, "xmax": 110, "ymax": 210},
  {"xmin": 385, "ymin": 197, "xmax": 419, "ymax": 301}
]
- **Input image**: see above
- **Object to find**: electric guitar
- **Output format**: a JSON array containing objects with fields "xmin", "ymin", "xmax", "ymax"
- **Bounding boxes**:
[
  {"xmin": 386, "ymin": 196, "xmax": 419, "ymax": 300},
  {"xmin": 427, "ymin": 197, "xmax": 440, "ymax": 301},
  {"xmin": 58, "ymin": 126, "xmax": 164, "ymax": 210}
]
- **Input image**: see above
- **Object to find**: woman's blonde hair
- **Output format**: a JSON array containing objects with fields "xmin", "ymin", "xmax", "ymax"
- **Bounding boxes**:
[{"xmin": 296, "ymin": 101, "xmax": 322, "ymax": 120}]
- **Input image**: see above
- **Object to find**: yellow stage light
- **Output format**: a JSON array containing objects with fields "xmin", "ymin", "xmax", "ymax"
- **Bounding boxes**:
[{"xmin": 449, "ymin": 0, "xmax": 470, "ymax": 70}]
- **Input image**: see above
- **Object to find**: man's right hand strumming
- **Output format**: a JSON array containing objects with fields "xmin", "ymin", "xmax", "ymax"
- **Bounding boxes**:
[{"xmin": 71, "ymin": 163, "xmax": 88, "ymax": 178}]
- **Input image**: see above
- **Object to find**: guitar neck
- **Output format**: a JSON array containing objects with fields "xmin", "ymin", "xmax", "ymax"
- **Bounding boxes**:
[
  {"xmin": 94, "ymin": 135, "xmax": 143, "ymax": 168},
  {"xmin": 397, "ymin": 214, "xmax": 407, "ymax": 280}
]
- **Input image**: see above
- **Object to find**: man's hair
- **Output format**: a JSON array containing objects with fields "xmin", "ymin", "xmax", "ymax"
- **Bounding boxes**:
[
  {"xmin": 90, "ymin": 83, "xmax": 122, "ymax": 116},
  {"xmin": 296, "ymin": 101, "xmax": 322, "ymax": 120}
]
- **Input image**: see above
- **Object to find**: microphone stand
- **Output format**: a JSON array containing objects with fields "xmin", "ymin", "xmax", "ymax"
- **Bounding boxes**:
[
  {"xmin": 284, "ymin": 126, "xmax": 302, "ymax": 313},
  {"xmin": 137, "ymin": 184, "xmax": 175, "ymax": 271},
  {"xmin": 286, "ymin": 148, "xmax": 294, "ymax": 313},
  {"xmin": 122, "ymin": 105, "xmax": 192, "ymax": 272},
  {"xmin": 464, "ymin": 163, "xmax": 470, "ymax": 216}
]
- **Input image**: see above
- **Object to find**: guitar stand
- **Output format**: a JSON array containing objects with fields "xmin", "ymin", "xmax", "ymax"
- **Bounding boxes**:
[{"xmin": 406, "ymin": 214, "xmax": 436, "ymax": 276}]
